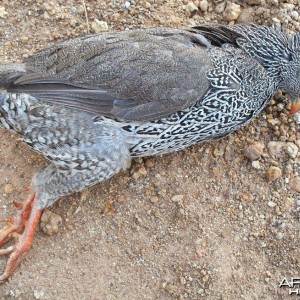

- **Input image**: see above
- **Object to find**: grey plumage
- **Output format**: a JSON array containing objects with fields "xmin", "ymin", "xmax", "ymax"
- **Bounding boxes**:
[
  {"xmin": 1, "ymin": 24, "xmax": 300, "ymax": 281},
  {"xmin": 1, "ymin": 23, "xmax": 300, "ymax": 207}
]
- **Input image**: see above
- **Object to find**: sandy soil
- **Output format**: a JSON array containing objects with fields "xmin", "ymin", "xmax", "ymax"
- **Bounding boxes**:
[{"xmin": 0, "ymin": 0, "xmax": 300, "ymax": 299}]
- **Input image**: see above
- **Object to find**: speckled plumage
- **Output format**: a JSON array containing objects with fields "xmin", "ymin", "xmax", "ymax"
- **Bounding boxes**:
[
  {"xmin": 1, "ymin": 24, "xmax": 300, "ymax": 281},
  {"xmin": 1, "ymin": 24, "xmax": 300, "ymax": 207}
]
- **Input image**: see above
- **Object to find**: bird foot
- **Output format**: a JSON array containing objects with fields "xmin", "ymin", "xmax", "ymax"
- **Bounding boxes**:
[{"xmin": 0, "ymin": 190, "xmax": 42, "ymax": 283}]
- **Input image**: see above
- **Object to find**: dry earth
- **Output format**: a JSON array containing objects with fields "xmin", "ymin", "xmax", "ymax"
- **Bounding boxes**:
[{"xmin": 0, "ymin": 0, "xmax": 300, "ymax": 299}]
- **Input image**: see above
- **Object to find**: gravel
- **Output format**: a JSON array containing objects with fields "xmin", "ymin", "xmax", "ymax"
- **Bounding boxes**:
[{"xmin": 0, "ymin": 0, "xmax": 300, "ymax": 299}]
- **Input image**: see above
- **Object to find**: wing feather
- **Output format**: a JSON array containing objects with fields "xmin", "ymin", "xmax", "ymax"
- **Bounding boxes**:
[{"xmin": 6, "ymin": 28, "xmax": 215, "ymax": 121}]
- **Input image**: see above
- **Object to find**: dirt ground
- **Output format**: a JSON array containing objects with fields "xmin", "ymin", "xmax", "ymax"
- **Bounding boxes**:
[{"xmin": 0, "ymin": 0, "xmax": 300, "ymax": 299}]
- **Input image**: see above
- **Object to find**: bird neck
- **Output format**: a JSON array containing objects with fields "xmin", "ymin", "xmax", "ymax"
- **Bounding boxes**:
[{"xmin": 234, "ymin": 25, "xmax": 291, "ymax": 82}]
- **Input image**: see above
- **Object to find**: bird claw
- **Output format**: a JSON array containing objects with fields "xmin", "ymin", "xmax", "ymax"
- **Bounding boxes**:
[
  {"xmin": 13, "ymin": 201, "xmax": 24, "ymax": 210},
  {"xmin": 0, "ymin": 217, "xmax": 15, "ymax": 224},
  {"xmin": 0, "ymin": 246, "xmax": 14, "ymax": 256},
  {"xmin": 0, "ymin": 223, "xmax": 19, "ymax": 247},
  {"xmin": 0, "ymin": 190, "xmax": 42, "ymax": 283}
]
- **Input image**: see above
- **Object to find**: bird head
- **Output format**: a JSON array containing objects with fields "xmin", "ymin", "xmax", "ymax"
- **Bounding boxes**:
[{"xmin": 279, "ymin": 33, "xmax": 300, "ymax": 114}]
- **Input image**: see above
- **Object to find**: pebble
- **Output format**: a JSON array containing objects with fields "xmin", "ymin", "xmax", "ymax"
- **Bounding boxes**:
[
  {"xmin": 284, "ymin": 197, "xmax": 294, "ymax": 210},
  {"xmin": 171, "ymin": 194, "xmax": 184, "ymax": 202},
  {"xmin": 144, "ymin": 1, "xmax": 151, "ymax": 9},
  {"xmin": 150, "ymin": 196, "xmax": 159, "ymax": 203},
  {"xmin": 266, "ymin": 166, "xmax": 282, "ymax": 181},
  {"xmin": 267, "ymin": 141, "xmax": 298, "ymax": 160},
  {"xmin": 145, "ymin": 158, "xmax": 154, "ymax": 168},
  {"xmin": 293, "ymin": 112, "xmax": 300, "ymax": 127},
  {"xmin": 197, "ymin": 288, "xmax": 205, "ymax": 295},
  {"xmin": 244, "ymin": 142, "xmax": 264, "ymax": 160},
  {"xmin": 34, "ymin": 290, "xmax": 44, "ymax": 300},
  {"xmin": 251, "ymin": 160, "xmax": 261, "ymax": 169},
  {"xmin": 40, "ymin": 209, "xmax": 62, "ymax": 236},
  {"xmin": 224, "ymin": 2, "xmax": 241, "ymax": 21},
  {"xmin": 285, "ymin": 143, "xmax": 298, "ymax": 159},
  {"xmin": 267, "ymin": 201, "xmax": 277, "ymax": 208},
  {"xmin": 291, "ymin": 11, "xmax": 299, "ymax": 20},
  {"xmin": 276, "ymin": 232, "xmax": 284, "ymax": 240},
  {"xmin": 4, "ymin": 183, "xmax": 14, "ymax": 194},
  {"xmin": 199, "ymin": 0, "xmax": 208, "ymax": 12},
  {"xmin": 186, "ymin": 2, "xmax": 198, "ymax": 17},
  {"xmin": 240, "ymin": 192, "xmax": 254, "ymax": 203},
  {"xmin": 245, "ymin": 0, "xmax": 261, "ymax": 4},
  {"xmin": 267, "ymin": 141, "xmax": 285, "ymax": 158},
  {"xmin": 215, "ymin": 2, "xmax": 226, "ymax": 14},
  {"xmin": 283, "ymin": 3, "xmax": 295, "ymax": 11},
  {"xmin": 237, "ymin": 7, "xmax": 254, "ymax": 23},
  {"xmin": 91, "ymin": 19, "xmax": 108, "ymax": 33},
  {"xmin": 110, "ymin": 13, "xmax": 120, "ymax": 22},
  {"xmin": 124, "ymin": 1, "xmax": 131, "ymax": 9},
  {"xmin": 0, "ymin": 7, "xmax": 8, "ymax": 18},
  {"xmin": 290, "ymin": 177, "xmax": 300, "ymax": 192},
  {"xmin": 132, "ymin": 166, "xmax": 147, "ymax": 179}
]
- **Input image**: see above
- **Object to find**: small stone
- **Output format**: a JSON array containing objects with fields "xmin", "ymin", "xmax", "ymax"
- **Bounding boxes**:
[
  {"xmin": 290, "ymin": 177, "xmax": 300, "ymax": 192},
  {"xmin": 224, "ymin": 2, "xmax": 241, "ymax": 21},
  {"xmin": 124, "ymin": 1, "xmax": 131, "ymax": 9},
  {"xmin": 267, "ymin": 201, "xmax": 277, "ymax": 208},
  {"xmin": 291, "ymin": 11, "xmax": 299, "ymax": 19},
  {"xmin": 80, "ymin": 189, "xmax": 91, "ymax": 201},
  {"xmin": 251, "ymin": 160, "xmax": 261, "ymax": 169},
  {"xmin": 283, "ymin": 3, "xmax": 295, "ymax": 11},
  {"xmin": 284, "ymin": 197, "xmax": 294, "ymax": 210},
  {"xmin": 244, "ymin": 143, "xmax": 264, "ymax": 160},
  {"xmin": 293, "ymin": 112, "xmax": 300, "ymax": 127},
  {"xmin": 132, "ymin": 166, "xmax": 147, "ymax": 180},
  {"xmin": 144, "ymin": 1, "xmax": 151, "ymax": 9},
  {"xmin": 197, "ymin": 288, "xmax": 205, "ymax": 295},
  {"xmin": 277, "ymin": 103, "xmax": 285, "ymax": 111},
  {"xmin": 7, "ymin": 289, "xmax": 22, "ymax": 298},
  {"xmin": 237, "ymin": 8, "xmax": 254, "ymax": 23},
  {"xmin": 272, "ymin": 17, "xmax": 281, "ymax": 28},
  {"xmin": 285, "ymin": 142, "xmax": 298, "ymax": 159},
  {"xmin": 150, "ymin": 196, "xmax": 159, "ymax": 203},
  {"xmin": 20, "ymin": 35, "xmax": 29, "ymax": 42},
  {"xmin": 199, "ymin": 0, "xmax": 208, "ymax": 12},
  {"xmin": 0, "ymin": 7, "xmax": 8, "ymax": 18},
  {"xmin": 145, "ymin": 159, "xmax": 154, "ymax": 168},
  {"xmin": 34, "ymin": 290, "xmax": 44, "ymax": 300},
  {"xmin": 40, "ymin": 209, "xmax": 62, "ymax": 236},
  {"xmin": 276, "ymin": 232, "xmax": 284, "ymax": 240},
  {"xmin": 245, "ymin": 0, "xmax": 261, "ymax": 4},
  {"xmin": 266, "ymin": 166, "xmax": 282, "ymax": 181},
  {"xmin": 267, "ymin": 141, "xmax": 285, "ymax": 159},
  {"xmin": 186, "ymin": 2, "xmax": 198, "ymax": 17},
  {"xmin": 171, "ymin": 194, "xmax": 184, "ymax": 202},
  {"xmin": 270, "ymin": 0, "xmax": 278, "ymax": 5},
  {"xmin": 117, "ymin": 195, "xmax": 125, "ymax": 203},
  {"xmin": 215, "ymin": 2, "xmax": 226, "ymax": 14},
  {"xmin": 4, "ymin": 183, "xmax": 14, "ymax": 194},
  {"xmin": 91, "ymin": 19, "xmax": 108, "ymax": 33},
  {"xmin": 240, "ymin": 192, "xmax": 254, "ymax": 203},
  {"xmin": 110, "ymin": 13, "xmax": 120, "ymax": 22}
]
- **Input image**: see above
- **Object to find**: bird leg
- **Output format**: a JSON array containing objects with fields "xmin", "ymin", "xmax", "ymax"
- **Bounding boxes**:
[{"xmin": 0, "ymin": 189, "xmax": 42, "ymax": 282}]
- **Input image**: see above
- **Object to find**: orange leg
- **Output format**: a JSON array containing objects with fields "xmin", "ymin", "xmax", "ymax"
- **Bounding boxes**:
[{"xmin": 0, "ymin": 191, "xmax": 42, "ymax": 282}]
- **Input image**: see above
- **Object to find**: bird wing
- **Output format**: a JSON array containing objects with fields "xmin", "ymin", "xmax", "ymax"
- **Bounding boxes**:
[{"xmin": 7, "ymin": 28, "xmax": 214, "ymax": 121}]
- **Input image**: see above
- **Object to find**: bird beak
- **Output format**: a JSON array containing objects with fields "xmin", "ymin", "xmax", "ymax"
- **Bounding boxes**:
[{"xmin": 290, "ymin": 99, "xmax": 300, "ymax": 115}]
